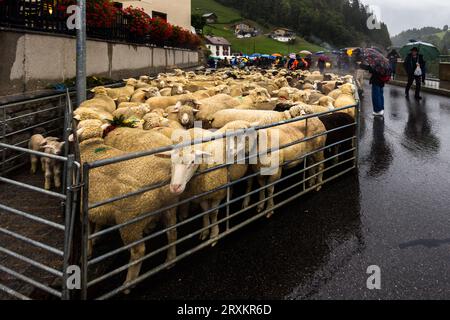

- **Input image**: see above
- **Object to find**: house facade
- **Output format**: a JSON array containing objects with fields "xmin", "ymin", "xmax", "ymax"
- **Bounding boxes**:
[
  {"xmin": 271, "ymin": 27, "xmax": 296, "ymax": 42},
  {"xmin": 204, "ymin": 36, "xmax": 231, "ymax": 57},
  {"xmin": 118, "ymin": 0, "xmax": 191, "ymax": 29}
]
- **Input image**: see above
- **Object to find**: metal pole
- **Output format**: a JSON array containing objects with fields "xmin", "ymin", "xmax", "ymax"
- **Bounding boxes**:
[
  {"xmin": 81, "ymin": 164, "xmax": 90, "ymax": 300},
  {"xmin": 76, "ymin": 0, "xmax": 87, "ymax": 107},
  {"xmin": 62, "ymin": 154, "xmax": 74, "ymax": 300}
]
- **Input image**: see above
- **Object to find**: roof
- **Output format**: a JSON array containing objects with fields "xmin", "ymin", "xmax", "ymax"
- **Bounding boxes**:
[
  {"xmin": 204, "ymin": 36, "xmax": 231, "ymax": 46},
  {"xmin": 202, "ymin": 13, "xmax": 217, "ymax": 18},
  {"xmin": 273, "ymin": 27, "xmax": 294, "ymax": 32}
]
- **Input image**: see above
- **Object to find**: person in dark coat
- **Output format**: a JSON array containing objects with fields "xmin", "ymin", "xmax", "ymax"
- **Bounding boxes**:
[
  {"xmin": 404, "ymin": 47, "xmax": 426, "ymax": 100},
  {"xmin": 387, "ymin": 50, "xmax": 400, "ymax": 79}
]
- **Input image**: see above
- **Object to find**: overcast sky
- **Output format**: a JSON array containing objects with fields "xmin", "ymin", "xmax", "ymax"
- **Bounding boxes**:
[{"xmin": 360, "ymin": 0, "xmax": 450, "ymax": 36}]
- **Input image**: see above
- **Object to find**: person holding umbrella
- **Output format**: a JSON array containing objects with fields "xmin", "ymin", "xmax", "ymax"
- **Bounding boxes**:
[
  {"xmin": 403, "ymin": 47, "xmax": 426, "ymax": 100},
  {"xmin": 359, "ymin": 48, "xmax": 392, "ymax": 117}
]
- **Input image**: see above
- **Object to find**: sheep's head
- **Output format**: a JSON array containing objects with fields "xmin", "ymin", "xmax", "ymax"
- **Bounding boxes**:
[
  {"xmin": 143, "ymin": 87, "xmax": 161, "ymax": 98},
  {"xmin": 41, "ymin": 140, "xmax": 65, "ymax": 156},
  {"xmin": 170, "ymin": 83, "xmax": 186, "ymax": 96},
  {"xmin": 214, "ymin": 84, "xmax": 231, "ymax": 95},
  {"xmin": 171, "ymin": 102, "xmax": 199, "ymax": 129},
  {"xmin": 139, "ymin": 75, "xmax": 151, "ymax": 83},
  {"xmin": 289, "ymin": 105, "xmax": 308, "ymax": 118},
  {"xmin": 123, "ymin": 78, "xmax": 138, "ymax": 87},
  {"xmin": 90, "ymin": 86, "xmax": 108, "ymax": 96},
  {"xmin": 248, "ymin": 88, "xmax": 271, "ymax": 104},
  {"xmin": 156, "ymin": 123, "xmax": 254, "ymax": 195}
]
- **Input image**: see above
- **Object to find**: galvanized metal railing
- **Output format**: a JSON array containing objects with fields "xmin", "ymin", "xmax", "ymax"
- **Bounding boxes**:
[{"xmin": 79, "ymin": 99, "xmax": 360, "ymax": 300}]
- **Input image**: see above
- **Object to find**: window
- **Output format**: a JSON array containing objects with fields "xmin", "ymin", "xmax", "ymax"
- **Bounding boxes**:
[{"xmin": 152, "ymin": 11, "xmax": 167, "ymax": 21}]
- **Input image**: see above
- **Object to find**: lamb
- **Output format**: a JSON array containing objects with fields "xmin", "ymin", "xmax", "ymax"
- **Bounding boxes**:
[
  {"xmin": 40, "ymin": 139, "xmax": 65, "ymax": 190},
  {"xmin": 29, "ymin": 134, "xmax": 65, "ymax": 190},
  {"xmin": 28, "ymin": 134, "xmax": 59, "ymax": 174},
  {"xmin": 334, "ymin": 83, "xmax": 357, "ymax": 118},
  {"xmin": 159, "ymin": 121, "xmax": 257, "ymax": 245},
  {"xmin": 72, "ymin": 121, "xmax": 178, "ymax": 291}
]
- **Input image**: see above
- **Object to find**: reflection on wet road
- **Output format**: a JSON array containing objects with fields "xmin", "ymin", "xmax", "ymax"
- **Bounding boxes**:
[{"xmin": 124, "ymin": 83, "xmax": 450, "ymax": 300}]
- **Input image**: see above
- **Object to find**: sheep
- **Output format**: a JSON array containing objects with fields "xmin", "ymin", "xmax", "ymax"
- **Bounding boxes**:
[
  {"xmin": 28, "ymin": 134, "xmax": 59, "ymax": 174},
  {"xmin": 194, "ymin": 94, "xmax": 241, "ymax": 125},
  {"xmin": 243, "ymin": 115, "xmax": 327, "ymax": 218},
  {"xmin": 142, "ymin": 112, "xmax": 184, "ymax": 132},
  {"xmin": 167, "ymin": 102, "xmax": 199, "ymax": 129},
  {"xmin": 72, "ymin": 121, "xmax": 178, "ymax": 291},
  {"xmin": 317, "ymin": 112, "xmax": 356, "ymax": 165},
  {"xmin": 334, "ymin": 83, "xmax": 357, "ymax": 118},
  {"xmin": 105, "ymin": 78, "xmax": 138, "ymax": 100},
  {"xmin": 73, "ymin": 106, "xmax": 113, "ymax": 123},
  {"xmin": 112, "ymin": 104, "xmax": 151, "ymax": 120},
  {"xmin": 130, "ymin": 87, "xmax": 161, "ymax": 103},
  {"xmin": 234, "ymin": 88, "xmax": 278, "ymax": 111},
  {"xmin": 80, "ymin": 87, "xmax": 116, "ymax": 114},
  {"xmin": 209, "ymin": 109, "xmax": 293, "ymax": 129},
  {"xmin": 145, "ymin": 94, "xmax": 196, "ymax": 110},
  {"xmin": 318, "ymin": 81, "xmax": 340, "ymax": 95},
  {"xmin": 305, "ymin": 90, "xmax": 325, "ymax": 105},
  {"xmin": 117, "ymin": 95, "xmax": 131, "ymax": 105},
  {"xmin": 313, "ymin": 96, "xmax": 335, "ymax": 109},
  {"xmin": 40, "ymin": 139, "xmax": 65, "ymax": 190},
  {"xmin": 328, "ymin": 89, "xmax": 342, "ymax": 100},
  {"xmin": 159, "ymin": 121, "xmax": 257, "ymax": 245}
]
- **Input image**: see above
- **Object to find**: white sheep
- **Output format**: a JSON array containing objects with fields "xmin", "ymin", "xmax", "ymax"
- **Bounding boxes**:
[{"xmin": 72, "ymin": 121, "xmax": 178, "ymax": 292}]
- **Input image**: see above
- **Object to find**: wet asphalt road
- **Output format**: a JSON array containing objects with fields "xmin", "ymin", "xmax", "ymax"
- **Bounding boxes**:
[{"xmin": 124, "ymin": 83, "xmax": 449, "ymax": 300}]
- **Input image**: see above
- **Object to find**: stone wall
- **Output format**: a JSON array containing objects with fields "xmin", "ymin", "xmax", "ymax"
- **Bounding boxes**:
[{"xmin": 0, "ymin": 29, "xmax": 200, "ymax": 97}]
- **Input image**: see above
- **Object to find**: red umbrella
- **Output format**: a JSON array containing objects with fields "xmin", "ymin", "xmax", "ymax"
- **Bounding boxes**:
[{"xmin": 363, "ymin": 48, "xmax": 391, "ymax": 76}]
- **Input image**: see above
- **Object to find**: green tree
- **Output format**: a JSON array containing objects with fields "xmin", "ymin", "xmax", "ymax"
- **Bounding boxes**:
[{"xmin": 192, "ymin": 14, "xmax": 206, "ymax": 33}]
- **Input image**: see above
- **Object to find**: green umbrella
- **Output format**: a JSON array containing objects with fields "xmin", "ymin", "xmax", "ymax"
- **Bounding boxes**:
[{"xmin": 399, "ymin": 41, "xmax": 440, "ymax": 61}]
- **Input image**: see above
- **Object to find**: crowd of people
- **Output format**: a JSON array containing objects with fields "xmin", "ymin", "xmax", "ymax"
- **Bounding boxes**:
[{"xmin": 207, "ymin": 46, "xmax": 427, "ymax": 118}]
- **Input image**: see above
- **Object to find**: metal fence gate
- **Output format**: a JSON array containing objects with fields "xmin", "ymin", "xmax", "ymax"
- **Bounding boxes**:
[
  {"xmin": 79, "ymin": 102, "xmax": 360, "ymax": 300},
  {"xmin": 0, "ymin": 92, "xmax": 80, "ymax": 300}
]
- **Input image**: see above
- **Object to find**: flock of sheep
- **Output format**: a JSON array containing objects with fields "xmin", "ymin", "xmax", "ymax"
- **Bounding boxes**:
[{"xmin": 29, "ymin": 67, "xmax": 358, "ymax": 291}]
